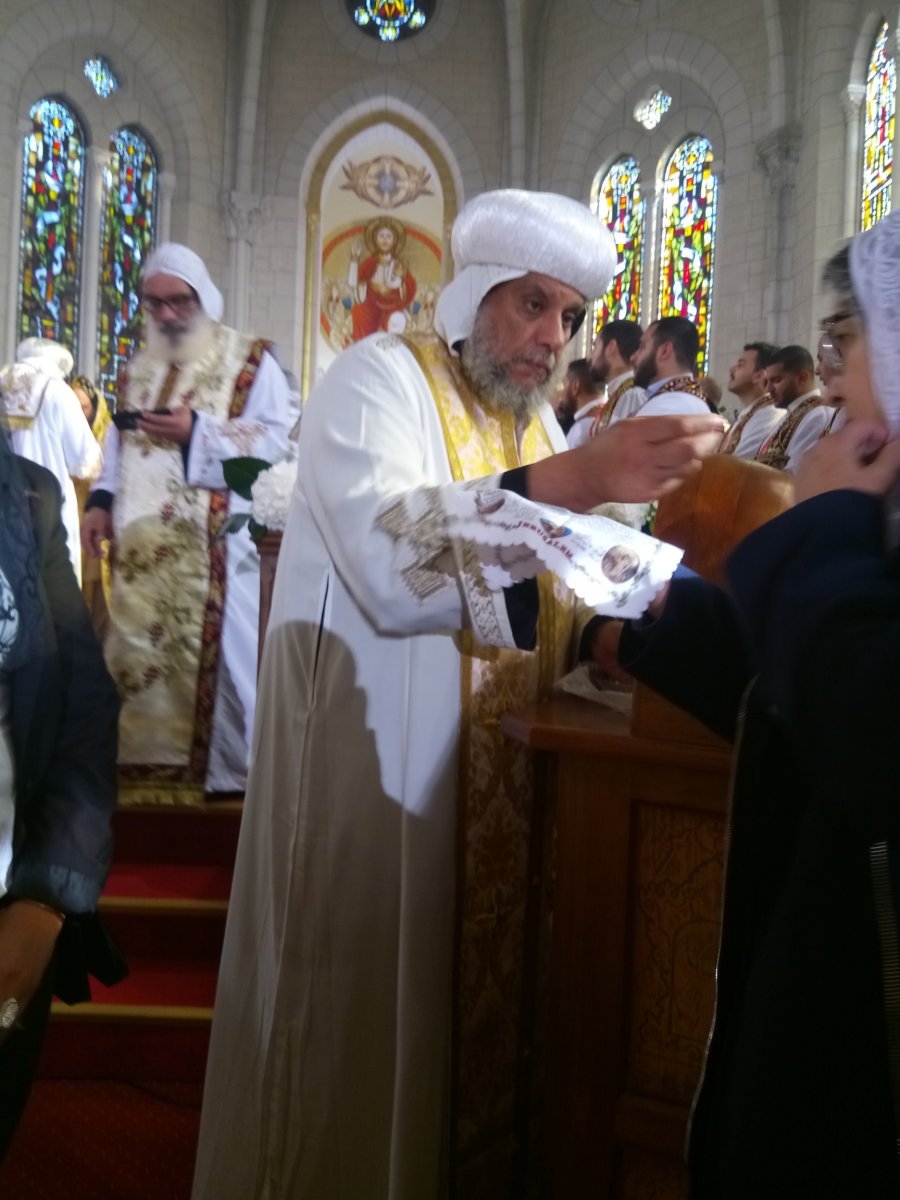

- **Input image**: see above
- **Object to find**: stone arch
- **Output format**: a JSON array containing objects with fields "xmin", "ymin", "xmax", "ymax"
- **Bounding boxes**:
[
  {"xmin": 850, "ymin": 10, "xmax": 892, "ymax": 89},
  {"xmin": 0, "ymin": 0, "xmax": 212, "ymax": 191},
  {"xmin": 548, "ymin": 30, "xmax": 755, "ymax": 197},
  {"xmin": 290, "ymin": 99, "xmax": 468, "ymax": 396},
  {"xmin": 274, "ymin": 79, "xmax": 483, "ymax": 201}
]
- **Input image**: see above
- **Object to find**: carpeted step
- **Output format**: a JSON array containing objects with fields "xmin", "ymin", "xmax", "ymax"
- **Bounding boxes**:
[
  {"xmin": 43, "ymin": 958, "xmax": 218, "ymax": 1082},
  {"xmin": 111, "ymin": 800, "xmax": 243, "ymax": 865},
  {"xmin": 39, "ymin": 803, "xmax": 242, "ymax": 1086}
]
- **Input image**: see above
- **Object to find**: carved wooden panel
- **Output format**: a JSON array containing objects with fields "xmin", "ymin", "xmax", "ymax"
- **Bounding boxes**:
[{"xmin": 627, "ymin": 801, "xmax": 725, "ymax": 1105}]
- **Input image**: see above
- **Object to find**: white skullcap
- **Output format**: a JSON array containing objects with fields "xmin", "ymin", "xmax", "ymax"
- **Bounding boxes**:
[
  {"xmin": 848, "ymin": 210, "xmax": 900, "ymax": 433},
  {"xmin": 143, "ymin": 243, "xmax": 224, "ymax": 321},
  {"xmin": 434, "ymin": 189, "xmax": 616, "ymax": 349},
  {"xmin": 16, "ymin": 337, "xmax": 74, "ymax": 378}
]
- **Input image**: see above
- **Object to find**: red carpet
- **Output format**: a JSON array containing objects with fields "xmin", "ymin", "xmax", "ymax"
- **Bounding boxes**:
[
  {"xmin": 0, "ymin": 1079, "xmax": 201, "ymax": 1199},
  {"xmin": 2, "ymin": 804, "xmax": 243, "ymax": 1197}
]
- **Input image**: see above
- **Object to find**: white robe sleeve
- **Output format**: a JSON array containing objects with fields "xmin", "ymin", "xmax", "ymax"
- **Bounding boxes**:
[
  {"xmin": 607, "ymin": 386, "xmax": 649, "ymax": 424},
  {"xmin": 185, "ymin": 350, "xmax": 294, "ymax": 489},
  {"xmin": 93, "ymin": 426, "xmax": 120, "ymax": 495},
  {"xmin": 732, "ymin": 405, "xmax": 786, "ymax": 460},
  {"xmin": 298, "ymin": 336, "xmax": 515, "ymax": 647},
  {"xmin": 52, "ymin": 380, "xmax": 102, "ymax": 479},
  {"xmin": 783, "ymin": 406, "xmax": 835, "ymax": 473}
]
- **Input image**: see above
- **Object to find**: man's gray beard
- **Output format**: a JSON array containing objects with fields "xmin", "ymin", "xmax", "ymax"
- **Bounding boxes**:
[
  {"xmin": 145, "ymin": 312, "xmax": 218, "ymax": 366},
  {"xmin": 459, "ymin": 322, "xmax": 570, "ymax": 419}
]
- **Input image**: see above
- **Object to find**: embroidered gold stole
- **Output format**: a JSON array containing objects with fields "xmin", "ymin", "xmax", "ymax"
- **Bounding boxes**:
[
  {"xmin": 108, "ymin": 326, "xmax": 268, "ymax": 805},
  {"xmin": 402, "ymin": 332, "xmax": 575, "ymax": 1191},
  {"xmin": 592, "ymin": 372, "xmax": 635, "ymax": 433},
  {"xmin": 719, "ymin": 393, "xmax": 774, "ymax": 455},
  {"xmin": 756, "ymin": 394, "xmax": 825, "ymax": 470}
]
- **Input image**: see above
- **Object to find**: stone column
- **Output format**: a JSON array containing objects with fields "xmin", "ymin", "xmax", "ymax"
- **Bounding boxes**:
[
  {"xmin": 79, "ymin": 147, "xmax": 109, "ymax": 377},
  {"xmin": 842, "ymin": 84, "xmax": 866, "ymax": 238},
  {"xmin": 158, "ymin": 171, "xmax": 176, "ymax": 243},
  {"xmin": 224, "ymin": 190, "xmax": 263, "ymax": 331},
  {"xmin": 6, "ymin": 119, "xmax": 31, "ymax": 358},
  {"xmin": 756, "ymin": 123, "xmax": 802, "ymax": 345}
]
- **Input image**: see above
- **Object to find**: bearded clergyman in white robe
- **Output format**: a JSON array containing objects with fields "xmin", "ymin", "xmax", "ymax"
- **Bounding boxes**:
[
  {"xmin": 82, "ymin": 244, "xmax": 295, "ymax": 804},
  {"xmin": 192, "ymin": 192, "xmax": 723, "ymax": 1200}
]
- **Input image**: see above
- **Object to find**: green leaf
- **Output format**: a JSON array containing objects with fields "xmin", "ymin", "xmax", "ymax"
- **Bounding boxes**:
[
  {"xmin": 223, "ymin": 456, "xmax": 271, "ymax": 500},
  {"xmin": 248, "ymin": 517, "xmax": 269, "ymax": 542},
  {"xmin": 220, "ymin": 511, "xmax": 251, "ymax": 538}
]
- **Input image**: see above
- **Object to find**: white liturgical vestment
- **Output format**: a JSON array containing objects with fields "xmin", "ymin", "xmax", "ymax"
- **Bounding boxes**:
[{"xmin": 192, "ymin": 331, "xmax": 589, "ymax": 1200}]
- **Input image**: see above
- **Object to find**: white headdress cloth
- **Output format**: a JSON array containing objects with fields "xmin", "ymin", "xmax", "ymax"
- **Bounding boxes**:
[
  {"xmin": 849, "ymin": 210, "xmax": 900, "ymax": 433},
  {"xmin": 15, "ymin": 337, "xmax": 74, "ymax": 378},
  {"xmin": 434, "ymin": 189, "xmax": 617, "ymax": 349},
  {"xmin": 143, "ymin": 242, "xmax": 224, "ymax": 322}
]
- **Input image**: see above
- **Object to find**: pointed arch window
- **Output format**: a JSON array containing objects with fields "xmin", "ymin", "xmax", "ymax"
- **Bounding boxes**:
[
  {"xmin": 658, "ymin": 135, "xmax": 718, "ymax": 372},
  {"xmin": 861, "ymin": 20, "xmax": 896, "ymax": 230},
  {"xmin": 590, "ymin": 156, "xmax": 645, "ymax": 334},
  {"xmin": 98, "ymin": 128, "xmax": 158, "ymax": 400},
  {"xmin": 17, "ymin": 97, "xmax": 85, "ymax": 354}
]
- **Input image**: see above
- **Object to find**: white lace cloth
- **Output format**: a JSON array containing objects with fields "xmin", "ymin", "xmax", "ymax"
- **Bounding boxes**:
[{"xmin": 442, "ymin": 484, "xmax": 682, "ymax": 618}]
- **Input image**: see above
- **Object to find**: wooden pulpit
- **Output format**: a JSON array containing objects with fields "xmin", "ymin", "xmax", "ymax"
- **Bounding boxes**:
[{"xmin": 501, "ymin": 456, "xmax": 793, "ymax": 1198}]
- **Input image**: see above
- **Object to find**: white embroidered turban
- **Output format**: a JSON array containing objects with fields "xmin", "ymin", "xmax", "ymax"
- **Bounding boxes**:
[
  {"xmin": 434, "ymin": 189, "xmax": 617, "ymax": 349},
  {"xmin": 143, "ymin": 243, "xmax": 225, "ymax": 322},
  {"xmin": 15, "ymin": 337, "xmax": 74, "ymax": 379}
]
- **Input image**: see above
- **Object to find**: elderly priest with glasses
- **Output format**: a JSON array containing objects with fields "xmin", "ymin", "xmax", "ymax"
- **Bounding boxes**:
[{"xmin": 81, "ymin": 244, "xmax": 295, "ymax": 806}]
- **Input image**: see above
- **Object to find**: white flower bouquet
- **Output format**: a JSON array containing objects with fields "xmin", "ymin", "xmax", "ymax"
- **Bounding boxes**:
[{"xmin": 222, "ymin": 456, "xmax": 298, "ymax": 540}]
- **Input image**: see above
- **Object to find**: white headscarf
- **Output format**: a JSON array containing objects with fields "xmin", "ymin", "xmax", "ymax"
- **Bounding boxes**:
[
  {"xmin": 849, "ymin": 210, "xmax": 900, "ymax": 433},
  {"xmin": 434, "ymin": 189, "xmax": 617, "ymax": 350},
  {"xmin": 143, "ymin": 243, "xmax": 224, "ymax": 321},
  {"xmin": 15, "ymin": 337, "xmax": 74, "ymax": 379}
]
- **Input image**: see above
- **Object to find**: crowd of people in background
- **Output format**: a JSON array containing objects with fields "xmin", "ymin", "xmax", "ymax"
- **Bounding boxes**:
[{"xmin": 554, "ymin": 315, "xmax": 838, "ymax": 476}]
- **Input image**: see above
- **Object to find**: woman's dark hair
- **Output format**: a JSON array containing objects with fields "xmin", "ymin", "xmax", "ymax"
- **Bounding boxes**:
[{"xmin": 821, "ymin": 244, "xmax": 858, "ymax": 315}]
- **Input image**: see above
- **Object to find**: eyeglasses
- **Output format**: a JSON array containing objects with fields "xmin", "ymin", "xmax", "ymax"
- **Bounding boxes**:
[
  {"xmin": 143, "ymin": 291, "xmax": 198, "ymax": 317},
  {"xmin": 819, "ymin": 310, "xmax": 860, "ymax": 375}
]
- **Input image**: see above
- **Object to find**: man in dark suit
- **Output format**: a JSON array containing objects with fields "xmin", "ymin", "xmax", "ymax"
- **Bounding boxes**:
[{"xmin": 0, "ymin": 446, "xmax": 122, "ymax": 1159}]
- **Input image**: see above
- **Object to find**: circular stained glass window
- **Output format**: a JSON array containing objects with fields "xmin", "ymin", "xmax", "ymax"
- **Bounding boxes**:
[{"xmin": 345, "ymin": 0, "xmax": 436, "ymax": 43}]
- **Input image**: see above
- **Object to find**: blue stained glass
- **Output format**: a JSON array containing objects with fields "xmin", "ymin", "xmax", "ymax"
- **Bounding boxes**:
[
  {"xmin": 97, "ymin": 128, "xmax": 158, "ymax": 401},
  {"xmin": 590, "ymin": 156, "xmax": 645, "ymax": 332},
  {"xmin": 84, "ymin": 56, "xmax": 119, "ymax": 99},
  {"xmin": 17, "ymin": 97, "xmax": 85, "ymax": 355},
  {"xmin": 351, "ymin": 0, "xmax": 429, "ymax": 42},
  {"xmin": 658, "ymin": 135, "xmax": 718, "ymax": 373},
  {"xmin": 861, "ymin": 21, "xmax": 896, "ymax": 230}
]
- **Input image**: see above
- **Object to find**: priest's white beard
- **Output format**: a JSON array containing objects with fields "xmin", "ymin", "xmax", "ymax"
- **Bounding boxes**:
[
  {"xmin": 145, "ymin": 312, "xmax": 218, "ymax": 366},
  {"xmin": 459, "ymin": 315, "xmax": 569, "ymax": 419}
]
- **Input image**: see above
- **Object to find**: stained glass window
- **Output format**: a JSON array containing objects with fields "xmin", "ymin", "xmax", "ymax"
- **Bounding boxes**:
[
  {"xmin": 590, "ymin": 157, "xmax": 645, "ymax": 333},
  {"xmin": 658, "ymin": 135, "xmax": 718, "ymax": 372},
  {"xmin": 348, "ymin": 0, "xmax": 431, "ymax": 42},
  {"xmin": 861, "ymin": 21, "xmax": 896, "ymax": 230},
  {"xmin": 83, "ymin": 56, "xmax": 119, "ymax": 98},
  {"xmin": 634, "ymin": 91, "xmax": 672, "ymax": 131},
  {"xmin": 17, "ymin": 97, "xmax": 85, "ymax": 354},
  {"xmin": 97, "ymin": 128, "xmax": 158, "ymax": 401}
]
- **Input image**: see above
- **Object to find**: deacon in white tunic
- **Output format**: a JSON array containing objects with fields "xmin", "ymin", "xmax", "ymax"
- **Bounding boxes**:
[
  {"xmin": 192, "ymin": 191, "xmax": 724, "ymax": 1200},
  {"xmin": 82, "ymin": 244, "xmax": 295, "ymax": 804},
  {"xmin": 0, "ymin": 339, "xmax": 101, "ymax": 585}
]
